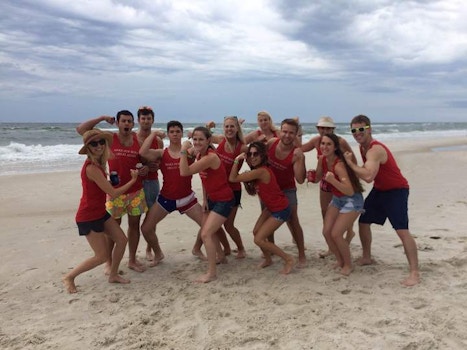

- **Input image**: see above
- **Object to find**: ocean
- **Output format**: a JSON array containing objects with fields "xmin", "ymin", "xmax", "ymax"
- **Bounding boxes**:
[{"xmin": 1, "ymin": 122, "xmax": 466, "ymax": 176}]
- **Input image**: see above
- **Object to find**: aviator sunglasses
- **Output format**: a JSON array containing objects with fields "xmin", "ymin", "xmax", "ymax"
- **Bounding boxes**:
[
  {"xmin": 350, "ymin": 125, "xmax": 370, "ymax": 134},
  {"xmin": 88, "ymin": 139, "xmax": 106, "ymax": 147},
  {"xmin": 247, "ymin": 151, "xmax": 259, "ymax": 157}
]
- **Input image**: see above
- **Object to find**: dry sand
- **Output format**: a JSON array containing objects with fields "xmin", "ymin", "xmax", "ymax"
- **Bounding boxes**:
[{"xmin": 1, "ymin": 137, "xmax": 466, "ymax": 349}]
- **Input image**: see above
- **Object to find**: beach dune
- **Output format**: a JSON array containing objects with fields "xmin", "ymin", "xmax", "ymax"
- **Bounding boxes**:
[{"xmin": 1, "ymin": 137, "xmax": 466, "ymax": 349}]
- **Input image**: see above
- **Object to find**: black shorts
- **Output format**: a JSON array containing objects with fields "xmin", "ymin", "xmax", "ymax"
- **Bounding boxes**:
[{"xmin": 76, "ymin": 212, "xmax": 111, "ymax": 236}]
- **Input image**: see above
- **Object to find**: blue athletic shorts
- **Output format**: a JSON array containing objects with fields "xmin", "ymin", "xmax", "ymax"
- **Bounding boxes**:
[
  {"xmin": 157, "ymin": 192, "xmax": 198, "ymax": 214},
  {"xmin": 359, "ymin": 187, "xmax": 409, "ymax": 230},
  {"xmin": 143, "ymin": 179, "xmax": 160, "ymax": 209}
]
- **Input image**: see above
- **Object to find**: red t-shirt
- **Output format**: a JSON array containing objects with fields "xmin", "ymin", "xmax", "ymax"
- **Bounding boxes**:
[
  {"xmin": 198, "ymin": 149, "xmax": 234, "ymax": 202},
  {"xmin": 267, "ymin": 139, "xmax": 296, "ymax": 190},
  {"xmin": 216, "ymin": 138, "xmax": 243, "ymax": 191},
  {"xmin": 75, "ymin": 160, "xmax": 107, "ymax": 222},
  {"xmin": 256, "ymin": 166, "xmax": 289, "ymax": 212},
  {"xmin": 361, "ymin": 140, "xmax": 409, "ymax": 191},
  {"xmin": 108, "ymin": 133, "xmax": 143, "ymax": 194},
  {"xmin": 159, "ymin": 148, "xmax": 194, "ymax": 199}
]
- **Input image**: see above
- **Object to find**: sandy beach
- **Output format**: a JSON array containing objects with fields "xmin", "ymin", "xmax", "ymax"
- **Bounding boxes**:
[{"xmin": 1, "ymin": 136, "xmax": 467, "ymax": 350}]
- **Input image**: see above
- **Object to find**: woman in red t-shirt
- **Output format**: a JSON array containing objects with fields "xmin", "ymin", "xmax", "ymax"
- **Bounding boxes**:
[
  {"xmin": 229, "ymin": 141, "xmax": 294, "ymax": 275},
  {"xmin": 63, "ymin": 129, "xmax": 138, "ymax": 293}
]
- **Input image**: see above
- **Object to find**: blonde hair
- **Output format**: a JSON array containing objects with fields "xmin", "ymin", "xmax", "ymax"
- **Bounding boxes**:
[
  {"xmin": 86, "ymin": 142, "xmax": 111, "ymax": 174},
  {"xmin": 257, "ymin": 110, "xmax": 278, "ymax": 132},
  {"xmin": 224, "ymin": 116, "xmax": 246, "ymax": 144}
]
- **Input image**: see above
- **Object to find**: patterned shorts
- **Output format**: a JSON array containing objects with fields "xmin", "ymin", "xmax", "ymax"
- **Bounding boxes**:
[{"xmin": 106, "ymin": 189, "xmax": 148, "ymax": 219}]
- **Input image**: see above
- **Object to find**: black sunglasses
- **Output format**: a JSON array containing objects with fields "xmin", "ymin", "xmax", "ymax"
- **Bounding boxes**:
[
  {"xmin": 88, "ymin": 139, "xmax": 106, "ymax": 147},
  {"xmin": 247, "ymin": 151, "xmax": 259, "ymax": 157}
]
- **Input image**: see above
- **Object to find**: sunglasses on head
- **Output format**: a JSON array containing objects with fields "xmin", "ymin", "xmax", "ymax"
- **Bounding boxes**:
[
  {"xmin": 351, "ymin": 125, "xmax": 370, "ymax": 134},
  {"xmin": 247, "ymin": 151, "xmax": 259, "ymax": 157},
  {"xmin": 88, "ymin": 139, "xmax": 106, "ymax": 147}
]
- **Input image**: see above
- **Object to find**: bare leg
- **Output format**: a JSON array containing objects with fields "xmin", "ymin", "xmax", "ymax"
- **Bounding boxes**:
[
  {"xmin": 286, "ymin": 204, "xmax": 306, "ymax": 268},
  {"xmin": 185, "ymin": 204, "xmax": 207, "ymax": 260},
  {"xmin": 141, "ymin": 204, "xmax": 168, "ymax": 267},
  {"xmin": 318, "ymin": 189, "xmax": 333, "ymax": 258},
  {"xmin": 146, "ymin": 244, "xmax": 154, "ymax": 261},
  {"xmin": 357, "ymin": 222, "xmax": 374, "ymax": 265},
  {"xmin": 104, "ymin": 217, "xmax": 121, "ymax": 275},
  {"xmin": 104, "ymin": 218, "xmax": 130, "ymax": 284},
  {"xmin": 396, "ymin": 229, "xmax": 420, "ymax": 286},
  {"xmin": 127, "ymin": 215, "xmax": 146, "ymax": 272},
  {"xmin": 223, "ymin": 206, "xmax": 246, "ymax": 259},
  {"xmin": 330, "ymin": 211, "xmax": 359, "ymax": 277}
]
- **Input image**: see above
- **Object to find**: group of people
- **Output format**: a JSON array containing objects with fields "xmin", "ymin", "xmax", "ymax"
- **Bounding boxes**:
[{"xmin": 62, "ymin": 109, "xmax": 421, "ymax": 294}]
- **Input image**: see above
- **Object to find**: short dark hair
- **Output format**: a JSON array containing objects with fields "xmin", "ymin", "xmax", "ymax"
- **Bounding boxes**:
[
  {"xmin": 350, "ymin": 114, "xmax": 371, "ymax": 127},
  {"xmin": 116, "ymin": 110, "xmax": 134, "ymax": 122},
  {"xmin": 280, "ymin": 118, "xmax": 299, "ymax": 132},
  {"xmin": 137, "ymin": 106, "xmax": 154, "ymax": 119},
  {"xmin": 167, "ymin": 120, "xmax": 183, "ymax": 132}
]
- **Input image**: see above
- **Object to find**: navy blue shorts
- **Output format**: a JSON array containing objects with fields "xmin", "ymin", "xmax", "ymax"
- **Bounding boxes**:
[
  {"xmin": 76, "ymin": 212, "xmax": 111, "ymax": 236},
  {"xmin": 207, "ymin": 197, "xmax": 235, "ymax": 218},
  {"xmin": 233, "ymin": 190, "xmax": 242, "ymax": 207},
  {"xmin": 359, "ymin": 188, "xmax": 409, "ymax": 230}
]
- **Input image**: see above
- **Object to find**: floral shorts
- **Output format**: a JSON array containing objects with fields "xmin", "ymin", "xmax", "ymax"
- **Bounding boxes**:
[{"xmin": 106, "ymin": 189, "xmax": 148, "ymax": 219}]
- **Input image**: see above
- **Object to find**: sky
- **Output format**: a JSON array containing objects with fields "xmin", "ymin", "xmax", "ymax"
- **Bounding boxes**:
[{"xmin": 1, "ymin": 0, "xmax": 467, "ymax": 123}]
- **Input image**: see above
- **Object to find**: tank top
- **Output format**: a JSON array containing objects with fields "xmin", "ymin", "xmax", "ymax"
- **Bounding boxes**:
[
  {"xmin": 159, "ymin": 148, "xmax": 194, "ymax": 199},
  {"xmin": 267, "ymin": 139, "xmax": 296, "ymax": 190},
  {"xmin": 321, "ymin": 156, "xmax": 345, "ymax": 197},
  {"xmin": 198, "ymin": 149, "xmax": 234, "ymax": 201},
  {"xmin": 108, "ymin": 133, "xmax": 142, "ymax": 194},
  {"xmin": 361, "ymin": 140, "xmax": 409, "ymax": 191},
  {"xmin": 75, "ymin": 160, "xmax": 107, "ymax": 222},
  {"xmin": 216, "ymin": 138, "xmax": 243, "ymax": 191},
  {"xmin": 255, "ymin": 166, "xmax": 289, "ymax": 212}
]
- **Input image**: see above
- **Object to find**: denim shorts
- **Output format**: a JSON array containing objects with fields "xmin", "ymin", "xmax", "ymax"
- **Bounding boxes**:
[
  {"xmin": 330, "ymin": 192, "xmax": 364, "ymax": 214},
  {"xmin": 207, "ymin": 197, "xmax": 235, "ymax": 218},
  {"xmin": 270, "ymin": 205, "xmax": 291, "ymax": 222}
]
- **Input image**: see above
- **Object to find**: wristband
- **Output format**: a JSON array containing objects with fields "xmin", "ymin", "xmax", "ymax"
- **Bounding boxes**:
[
  {"xmin": 180, "ymin": 150, "xmax": 187, "ymax": 155},
  {"xmin": 234, "ymin": 159, "xmax": 239, "ymax": 164}
]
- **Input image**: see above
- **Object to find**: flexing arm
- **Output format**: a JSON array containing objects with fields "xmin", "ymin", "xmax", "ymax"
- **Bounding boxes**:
[
  {"xmin": 76, "ymin": 115, "xmax": 115, "ymax": 135},
  {"xmin": 344, "ymin": 145, "xmax": 385, "ymax": 183},
  {"xmin": 324, "ymin": 161, "xmax": 354, "ymax": 196},
  {"xmin": 179, "ymin": 142, "xmax": 219, "ymax": 176},
  {"xmin": 139, "ymin": 131, "xmax": 164, "ymax": 161},
  {"xmin": 293, "ymin": 148, "xmax": 306, "ymax": 184}
]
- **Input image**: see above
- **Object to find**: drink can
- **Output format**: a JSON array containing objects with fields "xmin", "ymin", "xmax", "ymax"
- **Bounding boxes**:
[
  {"xmin": 307, "ymin": 169, "xmax": 316, "ymax": 183},
  {"xmin": 110, "ymin": 171, "xmax": 119, "ymax": 186}
]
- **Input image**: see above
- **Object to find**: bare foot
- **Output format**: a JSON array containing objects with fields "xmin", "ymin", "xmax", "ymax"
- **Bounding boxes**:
[
  {"xmin": 331, "ymin": 262, "xmax": 342, "ymax": 270},
  {"xmin": 280, "ymin": 256, "xmax": 294, "ymax": 275},
  {"xmin": 103, "ymin": 263, "xmax": 111, "ymax": 276},
  {"xmin": 108, "ymin": 275, "xmax": 130, "ymax": 284},
  {"xmin": 194, "ymin": 273, "xmax": 217, "ymax": 283},
  {"xmin": 148, "ymin": 252, "xmax": 165, "ymax": 267},
  {"xmin": 401, "ymin": 271, "xmax": 420, "ymax": 287},
  {"xmin": 356, "ymin": 256, "xmax": 375, "ymax": 266},
  {"xmin": 192, "ymin": 249, "xmax": 207, "ymax": 261},
  {"xmin": 128, "ymin": 261, "xmax": 146, "ymax": 273},
  {"xmin": 235, "ymin": 249, "xmax": 246, "ymax": 259},
  {"xmin": 340, "ymin": 266, "xmax": 353, "ymax": 276},
  {"xmin": 216, "ymin": 256, "xmax": 228, "ymax": 265},
  {"xmin": 319, "ymin": 250, "xmax": 332, "ymax": 259},
  {"xmin": 296, "ymin": 256, "xmax": 307, "ymax": 269},
  {"xmin": 62, "ymin": 276, "xmax": 77, "ymax": 294},
  {"xmin": 223, "ymin": 248, "xmax": 231, "ymax": 256},
  {"xmin": 258, "ymin": 259, "xmax": 273, "ymax": 269},
  {"xmin": 146, "ymin": 249, "xmax": 154, "ymax": 261}
]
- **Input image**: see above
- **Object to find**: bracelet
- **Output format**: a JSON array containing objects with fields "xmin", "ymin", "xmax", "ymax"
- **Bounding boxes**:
[
  {"xmin": 180, "ymin": 150, "xmax": 187, "ymax": 155},
  {"xmin": 233, "ymin": 159, "xmax": 239, "ymax": 164}
]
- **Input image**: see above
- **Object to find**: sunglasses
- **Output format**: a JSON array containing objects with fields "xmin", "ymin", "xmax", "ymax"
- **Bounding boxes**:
[
  {"xmin": 88, "ymin": 139, "xmax": 106, "ymax": 147},
  {"xmin": 224, "ymin": 115, "xmax": 238, "ymax": 120},
  {"xmin": 247, "ymin": 151, "xmax": 259, "ymax": 157},
  {"xmin": 351, "ymin": 126, "xmax": 370, "ymax": 134}
]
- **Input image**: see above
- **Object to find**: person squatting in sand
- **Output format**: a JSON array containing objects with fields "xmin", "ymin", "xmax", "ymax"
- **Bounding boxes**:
[
  {"xmin": 139, "ymin": 121, "xmax": 207, "ymax": 265},
  {"xmin": 310, "ymin": 133, "xmax": 364, "ymax": 276},
  {"xmin": 229, "ymin": 142, "xmax": 294, "ymax": 274},
  {"xmin": 63, "ymin": 129, "xmax": 137, "ymax": 293},
  {"xmin": 179, "ymin": 126, "xmax": 235, "ymax": 283},
  {"xmin": 344, "ymin": 114, "xmax": 420, "ymax": 286}
]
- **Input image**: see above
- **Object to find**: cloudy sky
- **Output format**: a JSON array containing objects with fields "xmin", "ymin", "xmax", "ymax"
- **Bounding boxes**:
[{"xmin": 1, "ymin": 0, "xmax": 466, "ymax": 123}]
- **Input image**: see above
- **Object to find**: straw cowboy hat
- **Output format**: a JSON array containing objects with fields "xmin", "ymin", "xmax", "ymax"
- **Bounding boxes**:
[
  {"xmin": 78, "ymin": 129, "xmax": 113, "ymax": 154},
  {"xmin": 316, "ymin": 116, "xmax": 336, "ymax": 128}
]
